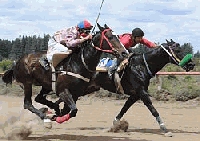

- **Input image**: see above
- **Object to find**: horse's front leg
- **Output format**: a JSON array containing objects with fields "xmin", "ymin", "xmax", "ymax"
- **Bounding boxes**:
[
  {"xmin": 140, "ymin": 89, "xmax": 171, "ymax": 136},
  {"xmin": 23, "ymin": 83, "xmax": 46, "ymax": 119},
  {"xmin": 35, "ymin": 87, "xmax": 61, "ymax": 116},
  {"xmin": 114, "ymin": 94, "xmax": 140, "ymax": 124},
  {"xmin": 55, "ymin": 89, "xmax": 78, "ymax": 124}
]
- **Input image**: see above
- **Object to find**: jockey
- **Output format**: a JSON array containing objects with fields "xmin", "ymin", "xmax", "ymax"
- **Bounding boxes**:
[
  {"xmin": 43, "ymin": 20, "xmax": 93, "ymax": 70},
  {"xmin": 108, "ymin": 27, "xmax": 158, "ymax": 77}
]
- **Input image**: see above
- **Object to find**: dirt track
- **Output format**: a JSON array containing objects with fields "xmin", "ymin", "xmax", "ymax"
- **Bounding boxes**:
[{"xmin": 0, "ymin": 94, "xmax": 200, "ymax": 141}]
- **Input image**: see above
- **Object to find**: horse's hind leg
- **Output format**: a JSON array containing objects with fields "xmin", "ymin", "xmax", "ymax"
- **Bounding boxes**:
[
  {"xmin": 35, "ymin": 87, "xmax": 61, "ymax": 116},
  {"xmin": 140, "ymin": 89, "xmax": 169, "ymax": 134},
  {"xmin": 56, "ymin": 89, "xmax": 78, "ymax": 123},
  {"xmin": 23, "ymin": 83, "xmax": 46, "ymax": 119}
]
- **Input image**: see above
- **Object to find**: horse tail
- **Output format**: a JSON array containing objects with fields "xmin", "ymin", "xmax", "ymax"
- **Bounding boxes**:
[
  {"xmin": 2, "ymin": 60, "xmax": 16, "ymax": 85},
  {"xmin": 2, "ymin": 69, "xmax": 14, "ymax": 85}
]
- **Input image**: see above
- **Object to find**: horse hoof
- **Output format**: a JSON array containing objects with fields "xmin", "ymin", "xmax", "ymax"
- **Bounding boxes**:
[
  {"xmin": 51, "ymin": 115, "xmax": 58, "ymax": 121},
  {"xmin": 164, "ymin": 131, "xmax": 173, "ymax": 137},
  {"xmin": 113, "ymin": 118, "xmax": 120, "ymax": 126},
  {"xmin": 43, "ymin": 118, "xmax": 52, "ymax": 129}
]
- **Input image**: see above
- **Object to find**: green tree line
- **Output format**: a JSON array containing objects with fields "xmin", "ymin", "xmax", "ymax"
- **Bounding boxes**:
[
  {"xmin": 0, "ymin": 34, "xmax": 50, "ymax": 61},
  {"xmin": 0, "ymin": 35, "xmax": 199, "ymax": 61}
]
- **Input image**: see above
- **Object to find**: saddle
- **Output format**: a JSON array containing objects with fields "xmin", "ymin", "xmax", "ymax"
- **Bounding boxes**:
[
  {"xmin": 39, "ymin": 50, "xmax": 73, "ymax": 71},
  {"xmin": 96, "ymin": 59, "xmax": 128, "ymax": 94},
  {"xmin": 96, "ymin": 54, "xmax": 132, "ymax": 94},
  {"xmin": 51, "ymin": 50, "xmax": 72, "ymax": 68}
]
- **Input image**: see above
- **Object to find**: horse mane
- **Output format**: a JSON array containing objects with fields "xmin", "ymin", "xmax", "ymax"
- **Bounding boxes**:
[
  {"xmin": 128, "ymin": 47, "xmax": 155, "ymax": 60},
  {"xmin": 57, "ymin": 39, "xmax": 96, "ymax": 69},
  {"xmin": 92, "ymin": 31, "xmax": 100, "ymax": 43}
]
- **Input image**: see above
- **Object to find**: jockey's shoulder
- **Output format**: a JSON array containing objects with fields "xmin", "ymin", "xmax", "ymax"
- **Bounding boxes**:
[
  {"xmin": 54, "ymin": 26, "xmax": 76, "ymax": 34},
  {"xmin": 119, "ymin": 33, "xmax": 132, "ymax": 38}
]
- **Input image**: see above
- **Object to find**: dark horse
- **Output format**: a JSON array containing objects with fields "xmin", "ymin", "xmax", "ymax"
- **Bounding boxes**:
[
  {"xmin": 85, "ymin": 39, "xmax": 195, "ymax": 134},
  {"xmin": 2, "ymin": 23, "xmax": 128, "ymax": 123}
]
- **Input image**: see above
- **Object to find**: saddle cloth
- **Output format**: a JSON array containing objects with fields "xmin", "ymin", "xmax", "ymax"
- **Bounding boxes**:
[
  {"xmin": 52, "ymin": 50, "xmax": 72, "ymax": 67},
  {"xmin": 96, "ymin": 58, "xmax": 126, "ymax": 72},
  {"xmin": 96, "ymin": 58, "xmax": 115, "ymax": 72}
]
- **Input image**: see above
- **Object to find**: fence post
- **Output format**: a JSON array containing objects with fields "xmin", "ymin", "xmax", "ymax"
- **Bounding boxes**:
[{"xmin": 156, "ymin": 74, "xmax": 162, "ymax": 91}]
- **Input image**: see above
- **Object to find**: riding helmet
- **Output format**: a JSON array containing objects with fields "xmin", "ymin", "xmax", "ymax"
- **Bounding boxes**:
[
  {"xmin": 77, "ymin": 20, "xmax": 93, "ymax": 30},
  {"xmin": 132, "ymin": 28, "xmax": 144, "ymax": 37}
]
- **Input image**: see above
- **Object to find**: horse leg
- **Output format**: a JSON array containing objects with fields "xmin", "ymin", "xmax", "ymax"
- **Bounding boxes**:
[
  {"xmin": 55, "ymin": 89, "xmax": 78, "ymax": 124},
  {"xmin": 35, "ymin": 87, "xmax": 61, "ymax": 116},
  {"xmin": 54, "ymin": 93, "xmax": 80, "ymax": 116},
  {"xmin": 140, "ymin": 89, "xmax": 169, "ymax": 133},
  {"xmin": 60, "ymin": 103, "xmax": 71, "ymax": 116},
  {"xmin": 114, "ymin": 94, "xmax": 140, "ymax": 124},
  {"xmin": 23, "ymin": 83, "xmax": 46, "ymax": 119},
  {"xmin": 54, "ymin": 98, "xmax": 71, "ymax": 116}
]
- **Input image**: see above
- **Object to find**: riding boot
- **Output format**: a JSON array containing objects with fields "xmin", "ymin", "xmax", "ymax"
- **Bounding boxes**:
[
  {"xmin": 44, "ymin": 58, "xmax": 50, "ymax": 70},
  {"xmin": 108, "ymin": 58, "xmax": 119, "ymax": 79},
  {"xmin": 108, "ymin": 64, "xmax": 118, "ymax": 79},
  {"xmin": 40, "ymin": 57, "xmax": 50, "ymax": 71}
]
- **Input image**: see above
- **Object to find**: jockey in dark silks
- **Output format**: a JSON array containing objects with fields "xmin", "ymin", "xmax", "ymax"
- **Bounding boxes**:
[{"xmin": 108, "ymin": 27, "xmax": 158, "ymax": 77}]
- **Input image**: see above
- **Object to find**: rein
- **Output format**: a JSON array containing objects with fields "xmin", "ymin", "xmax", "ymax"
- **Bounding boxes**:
[
  {"xmin": 143, "ymin": 44, "xmax": 181, "ymax": 78},
  {"xmin": 143, "ymin": 54, "xmax": 154, "ymax": 78},
  {"xmin": 81, "ymin": 47, "xmax": 96, "ymax": 73},
  {"xmin": 93, "ymin": 28, "xmax": 118, "ymax": 53},
  {"xmin": 160, "ymin": 45, "xmax": 180, "ymax": 65}
]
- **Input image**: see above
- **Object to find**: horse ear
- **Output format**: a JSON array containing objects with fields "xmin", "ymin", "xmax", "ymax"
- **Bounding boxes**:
[
  {"xmin": 104, "ymin": 24, "xmax": 109, "ymax": 29},
  {"xmin": 97, "ymin": 23, "xmax": 104, "ymax": 31},
  {"xmin": 170, "ymin": 39, "xmax": 174, "ymax": 43},
  {"xmin": 166, "ymin": 39, "xmax": 169, "ymax": 43}
]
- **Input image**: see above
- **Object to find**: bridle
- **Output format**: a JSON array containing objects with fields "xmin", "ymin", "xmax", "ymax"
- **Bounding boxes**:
[
  {"xmin": 81, "ymin": 28, "xmax": 122, "ymax": 72},
  {"xmin": 143, "ymin": 43, "xmax": 182, "ymax": 78},
  {"xmin": 160, "ymin": 44, "xmax": 180, "ymax": 65},
  {"xmin": 92, "ymin": 28, "xmax": 120, "ymax": 54}
]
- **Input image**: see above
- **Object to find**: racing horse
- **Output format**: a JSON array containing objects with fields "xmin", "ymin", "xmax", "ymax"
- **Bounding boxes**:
[
  {"xmin": 84, "ymin": 39, "xmax": 195, "ymax": 134},
  {"xmin": 2, "ymin": 23, "xmax": 128, "ymax": 123}
]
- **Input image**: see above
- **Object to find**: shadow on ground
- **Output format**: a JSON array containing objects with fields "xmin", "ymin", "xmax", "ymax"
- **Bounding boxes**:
[{"xmin": 27, "ymin": 134, "xmax": 149, "ymax": 141}]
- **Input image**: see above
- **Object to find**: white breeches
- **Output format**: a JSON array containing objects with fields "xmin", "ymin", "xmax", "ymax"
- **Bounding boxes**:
[{"xmin": 47, "ymin": 38, "xmax": 68, "ymax": 62}]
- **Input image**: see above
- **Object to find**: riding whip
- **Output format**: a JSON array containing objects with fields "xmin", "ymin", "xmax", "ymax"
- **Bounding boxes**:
[{"xmin": 91, "ymin": 0, "xmax": 105, "ymax": 33}]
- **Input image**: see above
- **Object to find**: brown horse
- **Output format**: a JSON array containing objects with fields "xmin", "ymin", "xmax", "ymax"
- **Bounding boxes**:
[{"xmin": 2, "ymin": 23, "xmax": 128, "ymax": 123}]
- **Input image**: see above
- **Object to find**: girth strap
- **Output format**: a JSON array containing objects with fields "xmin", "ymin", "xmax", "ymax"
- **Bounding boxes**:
[
  {"xmin": 51, "ymin": 66, "xmax": 90, "ymax": 93},
  {"xmin": 60, "ymin": 71, "xmax": 90, "ymax": 82},
  {"xmin": 51, "ymin": 66, "xmax": 56, "ymax": 92}
]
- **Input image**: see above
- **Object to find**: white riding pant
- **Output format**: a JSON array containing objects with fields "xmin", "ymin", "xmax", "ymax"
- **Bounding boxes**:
[{"xmin": 47, "ymin": 38, "xmax": 68, "ymax": 62}]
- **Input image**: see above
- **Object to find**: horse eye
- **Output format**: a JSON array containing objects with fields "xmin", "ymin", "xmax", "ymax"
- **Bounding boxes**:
[{"xmin": 107, "ymin": 36, "xmax": 113, "ymax": 40}]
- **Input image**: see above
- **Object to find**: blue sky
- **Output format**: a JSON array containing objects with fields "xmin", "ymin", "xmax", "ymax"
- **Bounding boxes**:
[{"xmin": 0, "ymin": 0, "xmax": 199, "ymax": 53}]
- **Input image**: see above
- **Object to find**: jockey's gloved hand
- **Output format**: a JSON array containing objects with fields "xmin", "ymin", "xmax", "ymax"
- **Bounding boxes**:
[
  {"xmin": 85, "ymin": 34, "xmax": 92, "ymax": 40},
  {"xmin": 153, "ymin": 43, "xmax": 160, "ymax": 48}
]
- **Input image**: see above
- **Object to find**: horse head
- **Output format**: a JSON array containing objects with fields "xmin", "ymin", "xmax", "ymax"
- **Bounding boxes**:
[
  {"xmin": 161, "ymin": 39, "xmax": 195, "ymax": 72},
  {"xmin": 92, "ymin": 23, "xmax": 128, "ymax": 59}
]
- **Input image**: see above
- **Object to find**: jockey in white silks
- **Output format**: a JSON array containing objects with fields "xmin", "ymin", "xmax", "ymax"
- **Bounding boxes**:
[{"xmin": 43, "ymin": 20, "xmax": 93, "ymax": 70}]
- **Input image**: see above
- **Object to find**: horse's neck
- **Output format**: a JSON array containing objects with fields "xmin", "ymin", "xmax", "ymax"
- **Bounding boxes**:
[
  {"xmin": 145, "ymin": 48, "xmax": 170, "ymax": 74},
  {"xmin": 82, "ymin": 45, "xmax": 102, "ymax": 70}
]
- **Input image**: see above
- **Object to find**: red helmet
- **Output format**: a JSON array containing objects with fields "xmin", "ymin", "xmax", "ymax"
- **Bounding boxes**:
[{"xmin": 77, "ymin": 20, "xmax": 93, "ymax": 30}]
